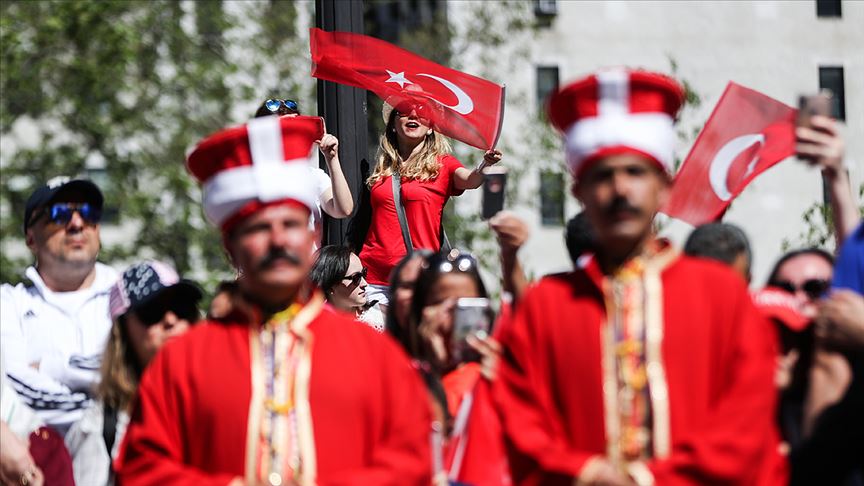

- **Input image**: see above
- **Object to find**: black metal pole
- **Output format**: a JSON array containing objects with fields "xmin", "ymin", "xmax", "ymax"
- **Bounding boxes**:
[{"xmin": 315, "ymin": 0, "xmax": 369, "ymax": 247}]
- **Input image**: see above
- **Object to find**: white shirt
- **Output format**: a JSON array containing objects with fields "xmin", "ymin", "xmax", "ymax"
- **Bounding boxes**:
[
  {"xmin": 309, "ymin": 165, "xmax": 332, "ymax": 251},
  {"xmin": 0, "ymin": 262, "xmax": 117, "ymax": 435}
]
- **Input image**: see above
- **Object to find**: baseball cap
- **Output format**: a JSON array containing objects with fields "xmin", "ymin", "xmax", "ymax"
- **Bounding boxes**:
[
  {"xmin": 23, "ymin": 176, "xmax": 104, "ymax": 234},
  {"xmin": 109, "ymin": 260, "xmax": 203, "ymax": 320}
]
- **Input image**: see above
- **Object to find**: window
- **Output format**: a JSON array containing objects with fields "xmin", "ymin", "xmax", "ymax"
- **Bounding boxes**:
[
  {"xmin": 539, "ymin": 171, "xmax": 564, "ymax": 226},
  {"xmin": 819, "ymin": 66, "xmax": 846, "ymax": 121},
  {"xmin": 816, "ymin": 0, "xmax": 841, "ymax": 17},
  {"xmin": 535, "ymin": 0, "xmax": 558, "ymax": 16},
  {"xmin": 536, "ymin": 66, "xmax": 559, "ymax": 115}
]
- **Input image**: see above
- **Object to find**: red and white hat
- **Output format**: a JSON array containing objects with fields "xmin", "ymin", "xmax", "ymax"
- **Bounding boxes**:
[
  {"xmin": 547, "ymin": 68, "xmax": 685, "ymax": 179},
  {"xmin": 186, "ymin": 115, "xmax": 324, "ymax": 232}
]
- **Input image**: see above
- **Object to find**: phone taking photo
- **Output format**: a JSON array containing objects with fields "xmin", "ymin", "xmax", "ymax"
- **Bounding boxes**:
[
  {"xmin": 451, "ymin": 297, "xmax": 491, "ymax": 363},
  {"xmin": 796, "ymin": 92, "xmax": 832, "ymax": 129},
  {"xmin": 482, "ymin": 166, "xmax": 508, "ymax": 220}
]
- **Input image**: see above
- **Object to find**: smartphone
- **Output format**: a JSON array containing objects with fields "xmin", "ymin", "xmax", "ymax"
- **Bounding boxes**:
[
  {"xmin": 482, "ymin": 166, "xmax": 508, "ymax": 219},
  {"xmin": 796, "ymin": 92, "xmax": 832, "ymax": 129},
  {"xmin": 451, "ymin": 297, "xmax": 491, "ymax": 363}
]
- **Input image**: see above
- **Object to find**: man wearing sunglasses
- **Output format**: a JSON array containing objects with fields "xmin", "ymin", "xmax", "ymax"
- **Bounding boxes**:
[
  {"xmin": 493, "ymin": 70, "xmax": 782, "ymax": 486},
  {"xmin": 1, "ymin": 176, "xmax": 117, "ymax": 436}
]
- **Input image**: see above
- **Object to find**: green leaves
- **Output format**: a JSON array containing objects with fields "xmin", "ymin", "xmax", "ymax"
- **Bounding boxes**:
[{"xmin": 1, "ymin": 0, "xmax": 311, "ymax": 284}]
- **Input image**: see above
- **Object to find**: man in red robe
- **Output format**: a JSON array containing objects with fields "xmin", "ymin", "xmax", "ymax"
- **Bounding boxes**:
[
  {"xmin": 115, "ymin": 116, "xmax": 432, "ymax": 486},
  {"xmin": 492, "ymin": 69, "xmax": 785, "ymax": 486}
]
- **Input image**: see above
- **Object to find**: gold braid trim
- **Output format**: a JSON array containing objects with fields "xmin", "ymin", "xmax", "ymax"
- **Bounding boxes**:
[{"xmin": 643, "ymin": 247, "xmax": 677, "ymax": 459}]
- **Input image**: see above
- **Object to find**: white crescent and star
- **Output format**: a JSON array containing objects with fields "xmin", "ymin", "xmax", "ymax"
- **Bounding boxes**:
[
  {"xmin": 385, "ymin": 70, "xmax": 413, "ymax": 89},
  {"xmin": 383, "ymin": 70, "xmax": 475, "ymax": 115},
  {"xmin": 708, "ymin": 133, "xmax": 765, "ymax": 202}
]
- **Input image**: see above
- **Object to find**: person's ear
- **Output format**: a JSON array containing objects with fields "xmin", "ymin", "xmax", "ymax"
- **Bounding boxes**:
[{"xmin": 25, "ymin": 228, "xmax": 37, "ymax": 253}]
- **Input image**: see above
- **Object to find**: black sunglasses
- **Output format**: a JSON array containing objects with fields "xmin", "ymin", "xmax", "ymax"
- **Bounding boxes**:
[
  {"xmin": 776, "ymin": 279, "xmax": 830, "ymax": 300},
  {"xmin": 136, "ymin": 300, "xmax": 199, "ymax": 326},
  {"xmin": 265, "ymin": 98, "xmax": 299, "ymax": 114},
  {"xmin": 342, "ymin": 267, "xmax": 368, "ymax": 287},
  {"xmin": 33, "ymin": 203, "xmax": 101, "ymax": 227}
]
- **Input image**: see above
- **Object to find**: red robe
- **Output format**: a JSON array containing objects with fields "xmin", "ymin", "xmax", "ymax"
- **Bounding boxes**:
[
  {"xmin": 442, "ymin": 364, "xmax": 511, "ymax": 486},
  {"xmin": 493, "ymin": 252, "xmax": 786, "ymax": 485},
  {"xmin": 116, "ymin": 294, "xmax": 432, "ymax": 486}
]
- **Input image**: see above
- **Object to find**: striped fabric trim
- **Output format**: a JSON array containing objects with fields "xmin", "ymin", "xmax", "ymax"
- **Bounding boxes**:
[
  {"xmin": 69, "ymin": 354, "xmax": 102, "ymax": 371},
  {"xmin": 7, "ymin": 375, "xmax": 91, "ymax": 411}
]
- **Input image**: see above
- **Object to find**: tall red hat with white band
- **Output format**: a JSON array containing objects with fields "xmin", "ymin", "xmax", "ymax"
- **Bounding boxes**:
[
  {"xmin": 186, "ymin": 115, "xmax": 324, "ymax": 232},
  {"xmin": 547, "ymin": 68, "xmax": 685, "ymax": 179}
]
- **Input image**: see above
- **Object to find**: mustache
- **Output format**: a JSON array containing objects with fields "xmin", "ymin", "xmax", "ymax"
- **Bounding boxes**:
[
  {"xmin": 256, "ymin": 248, "xmax": 302, "ymax": 270},
  {"xmin": 603, "ymin": 197, "xmax": 641, "ymax": 217}
]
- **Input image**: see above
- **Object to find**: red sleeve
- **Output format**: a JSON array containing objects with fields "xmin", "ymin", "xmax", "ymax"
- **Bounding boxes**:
[
  {"xmin": 320, "ymin": 338, "xmax": 432, "ymax": 485},
  {"xmin": 648, "ymin": 279, "xmax": 783, "ymax": 485},
  {"xmin": 442, "ymin": 154, "xmax": 466, "ymax": 197},
  {"xmin": 492, "ymin": 285, "xmax": 598, "ymax": 484},
  {"xmin": 115, "ymin": 346, "xmax": 237, "ymax": 486}
]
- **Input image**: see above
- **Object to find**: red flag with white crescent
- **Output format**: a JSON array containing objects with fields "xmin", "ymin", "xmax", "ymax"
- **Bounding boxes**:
[
  {"xmin": 310, "ymin": 28, "xmax": 505, "ymax": 150},
  {"xmin": 662, "ymin": 82, "xmax": 796, "ymax": 226}
]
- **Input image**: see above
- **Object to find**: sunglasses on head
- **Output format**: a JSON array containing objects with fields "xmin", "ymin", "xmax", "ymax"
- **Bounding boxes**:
[
  {"xmin": 34, "ymin": 203, "xmax": 101, "ymax": 227},
  {"xmin": 429, "ymin": 249, "xmax": 478, "ymax": 274},
  {"xmin": 342, "ymin": 267, "xmax": 368, "ymax": 287},
  {"xmin": 265, "ymin": 98, "xmax": 299, "ymax": 114},
  {"xmin": 776, "ymin": 279, "xmax": 830, "ymax": 300},
  {"xmin": 135, "ymin": 300, "xmax": 199, "ymax": 326}
]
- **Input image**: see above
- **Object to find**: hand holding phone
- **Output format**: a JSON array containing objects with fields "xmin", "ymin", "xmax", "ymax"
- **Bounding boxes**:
[
  {"xmin": 796, "ymin": 92, "xmax": 832, "ymax": 130},
  {"xmin": 451, "ymin": 297, "xmax": 492, "ymax": 363},
  {"xmin": 482, "ymin": 166, "xmax": 508, "ymax": 220}
]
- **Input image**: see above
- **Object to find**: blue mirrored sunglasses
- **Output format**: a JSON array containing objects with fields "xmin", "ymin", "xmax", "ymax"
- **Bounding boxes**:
[
  {"xmin": 37, "ymin": 203, "xmax": 102, "ymax": 226},
  {"xmin": 264, "ymin": 98, "xmax": 299, "ymax": 113}
]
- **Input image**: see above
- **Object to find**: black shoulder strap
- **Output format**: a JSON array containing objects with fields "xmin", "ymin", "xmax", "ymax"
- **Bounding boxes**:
[
  {"xmin": 439, "ymin": 201, "xmax": 452, "ymax": 254},
  {"xmin": 103, "ymin": 403, "xmax": 118, "ymax": 456},
  {"xmin": 392, "ymin": 168, "xmax": 414, "ymax": 254}
]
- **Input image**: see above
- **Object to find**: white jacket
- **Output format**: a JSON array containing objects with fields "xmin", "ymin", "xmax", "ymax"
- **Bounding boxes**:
[
  {"xmin": 0, "ymin": 263, "xmax": 117, "ymax": 435},
  {"xmin": 64, "ymin": 401, "xmax": 128, "ymax": 486}
]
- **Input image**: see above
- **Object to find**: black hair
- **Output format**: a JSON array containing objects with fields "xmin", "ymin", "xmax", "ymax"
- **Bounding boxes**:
[
  {"xmin": 564, "ymin": 211, "xmax": 596, "ymax": 265},
  {"xmin": 214, "ymin": 280, "xmax": 238, "ymax": 295},
  {"xmin": 309, "ymin": 245, "xmax": 352, "ymax": 295},
  {"xmin": 385, "ymin": 250, "xmax": 435, "ymax": 346},
  {"xmin": 684, "ymin": 222, "xmax": 753, "ymax": 270},
  {"xmin": 766, "ymin": 248, "xmax": 835, "ymax": 287}
]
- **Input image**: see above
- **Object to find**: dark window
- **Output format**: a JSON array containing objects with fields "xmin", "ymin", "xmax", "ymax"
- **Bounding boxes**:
[
  {"xmin": 540, "ymin": 171, "xmax": 565, "ymax": 226},
  {"xmin": 819, "ymin": 66, "xmax": 846, "ymax": 121},
  {"xmin": 816, "ymin": 0, "xmax": 842, "ymax": 17},
  {"xmin": 536, "ymin": 66, "xmax": 559, "ymax": 114},
  {"xmin": 535, "ymin": 0, "xmax": 558, "ymax": 17}
]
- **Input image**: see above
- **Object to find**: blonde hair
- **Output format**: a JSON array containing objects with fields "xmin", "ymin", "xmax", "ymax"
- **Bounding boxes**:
[
  {"xmin": 367, "ymin": 112, "xmax": 452, "ymax": 186},
  {"xmin": 97, "ymin": 317, "xmax": 142, "ymax": 411}
]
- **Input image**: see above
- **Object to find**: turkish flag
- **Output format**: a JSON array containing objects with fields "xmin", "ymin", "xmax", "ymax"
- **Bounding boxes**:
[
  {"xmin": 662, "ymin": 82, "xmax": 796, "ymax": 226},
  {"xmin": 310, "ymin": 28, "xmax": 505, "ymax": 150}
]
